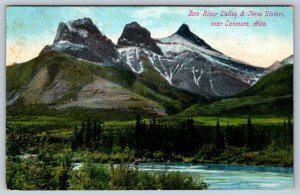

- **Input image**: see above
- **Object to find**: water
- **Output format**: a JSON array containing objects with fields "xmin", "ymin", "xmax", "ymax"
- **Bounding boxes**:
[{"xmin": 135, "ymin": 162, "xmax": 293, "ymax": 190}]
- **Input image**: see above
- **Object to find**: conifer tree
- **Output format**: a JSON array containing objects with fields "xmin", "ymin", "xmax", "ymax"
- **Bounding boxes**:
[
  {"xmin": 215, "ymin": 118, "xmax": 225, "ymax": 149},
  {"xmin": 225, "ymin": 123, "xmax": 230, "ymax": 148},
  {"xmin": 246, "ymin": 117, "xmax": 255, "ymax": 149},
  {"xmin": 288, "ymin": 116, "xmax": 293, "ymax": 145},
  {"xmin": 71, "ymin": 127, "xmax": 79, "ymax": 151}
]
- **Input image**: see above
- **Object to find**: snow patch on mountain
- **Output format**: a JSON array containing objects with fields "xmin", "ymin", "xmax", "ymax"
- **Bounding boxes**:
[
  {"xmin": 158, "ymin": 34, "xmax": 231, "ymax": 61},
  {"xmin": 209, "ymin": 79, "xmax": 221, "ymax": 96},
  {"xmin": 148, "ymin": 55, "xmax": 174, "ymax": 85},
  {"xmin": 53, "ymin": 40, "xmax": 87, "ymax": 51},
  {"xmin": 117, "ymin": 46, "xmax": 189, "ymax": 86},
  {"xmin": 157, "ymin": 34, "xmax": 263, "ymax": 86},
  {"xmin": 118, "ymin": 47, "xmax": 144, "ymax": 74},
  {"xmin": 158, "ymin": 35, "xmax": 251, "ymax": 73},
  {"xmin": 66, "ymin": 22, "xmax": 89, "ymax": 38},
  {"xmin": 192, "ymin": 66, "xmax": 203, "ymax": 86}
]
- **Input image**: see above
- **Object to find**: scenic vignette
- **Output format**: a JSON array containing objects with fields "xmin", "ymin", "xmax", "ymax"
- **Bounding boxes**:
[{"xmin": 6, "ymin": 6, "xmax": 293, "ymax": 190}]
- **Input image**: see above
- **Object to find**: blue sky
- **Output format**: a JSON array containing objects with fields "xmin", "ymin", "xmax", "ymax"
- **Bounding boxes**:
[{"xmin": 6, "ymin": 6, "xmax": 293, "ymax": 67}]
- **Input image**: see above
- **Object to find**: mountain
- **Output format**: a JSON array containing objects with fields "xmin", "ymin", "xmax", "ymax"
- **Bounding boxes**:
[
  {"xmin": 117, "ymin": 22, "xmax": 163, "ymax": 55},
  {"xmin": 37, "ymin": 18, "xmax": 266, "ymax": 97},
  {"xmin": 6, "ymin": 52, "xmax": 160, "ymax": 114},
  {"xmin": 264, "ymin": 55, "xmax": 293, "ymax": 75},
  {"xmin": 7, "ymin": 51, "xmax": 197, "ymax": 117},
  {"xmin": 7, "ymin": 17, "xmax": 293, "ymax": 118},
  {"xmin": 174, "ymin": 23, "xmax": 220, "ymax": 53},
  {"xmin": 40, "ymin": 18, "xmax": 120, "ymax": 64},
  {"xmin": 182, "ymin": 63, "xmax": 293, "ymax": 116},
  {"xmin": 238, "ymin": 64, "xmax": 293, "ymax": 97},
  {"xmin": 8, "ymin": 17, "xmax": 280, "ymax": 118},
  {"xmin": 118, "ymin": 22, "xmax": 265, "ymax": 97}
]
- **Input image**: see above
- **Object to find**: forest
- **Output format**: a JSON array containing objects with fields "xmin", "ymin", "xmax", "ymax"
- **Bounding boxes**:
[{"xmin": 6, "ymin": 114, "xmax": 293, "ymax": 190}]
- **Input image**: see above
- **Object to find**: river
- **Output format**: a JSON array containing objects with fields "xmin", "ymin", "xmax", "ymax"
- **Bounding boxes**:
[{"xmin": 135, "ymin": 162, "xmax": 293, "ymax": 190}]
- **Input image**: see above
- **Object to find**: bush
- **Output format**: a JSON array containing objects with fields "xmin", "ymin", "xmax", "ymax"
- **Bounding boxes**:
[
  {"xmin": 195, "ymin": 144, "xmax": 217, "ymax": 161},
  {"xmin": 6, "ymin": 157, "xmax": 56, "ymax": 190},
  {"xmin": 108, "ymin": 164, "xmax": 139, "ymax": 190},
  {"xmin": 68, "ymin": 163, "xmax": 109, "ymax": 190},
  {"xmin": 155, "ymin": 171, "xmax": 207, "ymax": 190},
  {"xmin": 108, "ymin": 164, "xmax": 207, "ymax": 190}
]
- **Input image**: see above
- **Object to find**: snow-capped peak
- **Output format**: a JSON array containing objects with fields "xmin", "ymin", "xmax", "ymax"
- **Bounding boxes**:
[{"xmin": 174, "ymin": 23, "xmax": 220, "ymax": 53}]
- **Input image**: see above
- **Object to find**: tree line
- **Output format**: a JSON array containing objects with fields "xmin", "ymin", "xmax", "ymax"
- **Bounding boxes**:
[{"xmin": 69, "ymin": 115, "xmax": 293, "ymax": 156}]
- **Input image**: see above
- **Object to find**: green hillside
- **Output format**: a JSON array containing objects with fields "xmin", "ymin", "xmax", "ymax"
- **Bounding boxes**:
[
  {"xmin": 182, "ymin": 95, "xmax": 292, "ymax": 117},
  {"xmin": 181, "ymin": 65, "xmax": 293, "ymax": 117},
  {"xmin": 7, "ymin": 51, "xmax": 197, "ymax": 118},
  {"xmin": 7, "ymin": 51, "xmax": 136, "ymax": 93},
  {"xmin": 238, "ymin": 64, "xmax": 293, "ymax": 97}
]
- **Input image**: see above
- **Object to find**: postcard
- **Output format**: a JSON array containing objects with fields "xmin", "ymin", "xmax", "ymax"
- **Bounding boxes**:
[{"xmin": 6, "ymin": 6, "xmax": 293, "ymax": 190}]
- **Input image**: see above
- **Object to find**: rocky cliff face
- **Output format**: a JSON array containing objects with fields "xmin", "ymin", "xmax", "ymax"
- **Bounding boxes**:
[
  {"xmin": 174, "ymin": 23, "xmax": 221, "ymax": 53},
  {"xmin": 117, "ymin": 22, "xmax": 163, "ymax": 55},
  {"xmin": 118, "ymin": 22, "xmax": 264, "ymax": 97},
  {"xmin": 40, "ymin": 18, "xmax": 119, "ymax": 64}
]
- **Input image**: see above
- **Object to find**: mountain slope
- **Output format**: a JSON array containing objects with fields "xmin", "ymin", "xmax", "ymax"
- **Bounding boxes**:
[
  {"xmin": 118, "ymin": 22, "xmax": 265, "ymax": 97},
  {"xmin": 37, "ymin": 18, "xmax": 266, "ymax": 98},
  {"xmin": 173, "ymin": 23, "xmax": 220, "ymax": 53},
  {"xmin": 263, "ymin": 55, "xmax": 293, "ymax": 75},
  {"xmin": 7, "ymin": 51, "xmax": 197, "ymax": 115},
  {"xmin": 7, "ymin": 51, "xmax": 161, "ymax": 113},
  {"xmin": 133, "ymin": 55, "xmax": 199, "ymax": 112},
  {"xmin": 182, "ymin": 95, "xmax": 292, "ymax": 117},
  {"xmin": 181, "ymin": 64, "xmax": 293, "ymax": 116},
  {"xmin": 239, "ymin": 64, "xmax": 293, "ymax": 97}
]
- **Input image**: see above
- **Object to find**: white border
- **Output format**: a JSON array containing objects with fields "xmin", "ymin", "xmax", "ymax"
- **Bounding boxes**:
[{"xmin": 0, "ymin": 1, "xmax": 298, "ymax": 195}]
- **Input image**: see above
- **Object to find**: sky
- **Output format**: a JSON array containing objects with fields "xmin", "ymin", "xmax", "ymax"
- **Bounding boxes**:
[{"xmin": 6, "ymin": 6, "xmax": 293, "ymax": 67}]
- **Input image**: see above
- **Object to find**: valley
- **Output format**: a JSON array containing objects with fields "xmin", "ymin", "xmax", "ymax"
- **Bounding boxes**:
[{"xmin": 6, "ymin": 17, "xmax": 293, "ymax": 190}]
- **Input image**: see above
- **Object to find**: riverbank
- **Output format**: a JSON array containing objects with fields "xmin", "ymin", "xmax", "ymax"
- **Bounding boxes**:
[
  {"xmin": 135, "ymin": 162, "xmax": 293, "ymax": 190},
  {"xmin": 72, "ymin": 144, "xmax": 293, "ymax": 168}
]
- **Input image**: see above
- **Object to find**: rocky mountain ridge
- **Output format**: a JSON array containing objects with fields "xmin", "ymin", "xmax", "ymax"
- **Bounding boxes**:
[
  {"xmin": 118, "ymin": 21, "xmax": 265, "ymax": 97},
  {"xmin": 117, "ymin": 22, "xmax": 163, "ymax": 55},
  {"xmin": 7, "ymin": 17, "xmax": 293, "ymax": 115},
  {"xmin": 39, "ymin": 18, "xmax": 267, "ymax": 97},
  {"xmin": 40, "ymin": 18, "xmax": 120, "ymax": 64}
]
